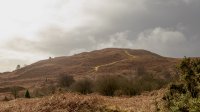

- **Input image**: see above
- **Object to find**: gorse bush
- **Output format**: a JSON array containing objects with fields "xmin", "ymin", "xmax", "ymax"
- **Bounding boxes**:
[
  {"xmin": 164, "ymin": 57, "xmax": 200, "ymax": 112},
  {"xmin": 71, "ymin": 78, "xmax": 93, "ymax": 94}
]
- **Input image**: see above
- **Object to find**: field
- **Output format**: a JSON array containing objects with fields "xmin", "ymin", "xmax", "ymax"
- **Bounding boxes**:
[{"xmin": 0, "ymin": 89, "xmax": 166, "ymax": 112}]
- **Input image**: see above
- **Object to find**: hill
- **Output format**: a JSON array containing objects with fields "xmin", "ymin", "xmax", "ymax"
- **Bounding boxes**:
[{"xmin": 0, "ymin": 48, "xmax": 179, "ymax": 89}]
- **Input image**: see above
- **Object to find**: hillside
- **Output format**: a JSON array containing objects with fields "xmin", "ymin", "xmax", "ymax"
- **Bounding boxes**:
[{"xmin": 0, "ymin": 48, "xmax": 179, "ymax": 89}]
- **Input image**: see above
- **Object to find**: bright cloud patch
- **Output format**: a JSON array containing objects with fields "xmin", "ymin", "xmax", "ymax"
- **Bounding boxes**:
[{"xmin": 133, "ymin": 28, "xmax": 187, "ymax": 56}]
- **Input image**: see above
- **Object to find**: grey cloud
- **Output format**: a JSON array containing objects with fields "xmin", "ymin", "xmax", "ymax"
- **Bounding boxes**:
[
  {"xmin": 4, "ymin": 37, "xmax": 37, "ymax": 52},
  {"xmin": 0, "ymin": 59, "xmax": 28, "ymax": 72},
  {"xmin": 133, "ymin": 27, "xmax": 188, "ymax": 57},
  {"xmin": 4, "ymin": 0, "xmax": 200, "ymax": 58},
  {"xmin": 96, "ymin": 31, "xmax": 133, "ymax": 49}
]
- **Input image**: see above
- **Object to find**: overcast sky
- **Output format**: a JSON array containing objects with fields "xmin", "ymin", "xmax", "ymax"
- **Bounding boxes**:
[{"xmin": 0, "ymin": 0, "xmax": 200, "ymax": 72}]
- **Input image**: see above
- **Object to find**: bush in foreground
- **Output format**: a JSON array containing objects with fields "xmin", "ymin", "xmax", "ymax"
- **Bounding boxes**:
[{"xmin": 163, "ymin": 57, "xmax": 200, "ymax": 112}]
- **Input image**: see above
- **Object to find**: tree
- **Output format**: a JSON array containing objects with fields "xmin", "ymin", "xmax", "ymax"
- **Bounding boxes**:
[
  {"xmin": 10, "ymin": 87, "xmax": 19, "ymax": 99},
  {"xmin": 95, "ymin": 75, "xmax": 120, "ymax": 96},
  {"xmin": 16, "ymin": 65, "xmax": 21, "ymax": 70},
  {"xmin": 71, "ymin": 78, "xmax": 93, "ymax": 94},
  {"xmin": 164, "ymin": 57, "xmax": 200, "ymax": 112},
  {"xmin": 3, "ymin": 96, "xmax": 9, "ymax": 101},
  {"xmin": 25, "ymin": 90, "xmax": 31, "ymax": 98},
  {"xmin": 58, "ymin": 74, "xmax": 75, "ymax": 87}
]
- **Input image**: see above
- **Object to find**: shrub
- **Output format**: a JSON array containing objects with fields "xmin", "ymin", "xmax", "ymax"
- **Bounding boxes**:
[
  {"xmin": 116, "ymin": 78, "xmax": 139, "ymax": 96},
  {"xmin": 95, "ymin": 75, "xmax": 120, "ymax": 96},
  {"xmin": 119, "ymin": 74, "xmax": 168, "ymax": 96},
  {"xmin": 94, "ymin": 74, "xmax": 167, "ymax": 96},
  {"xmin": 25, "ymin": 90, "xmax": 31, "ymax": 98},
  {"xmin": 10, "ymin": 86, "xmax": 19, "ymax": 99},
  {"xmin": 16, "ymin": 65, "xmax": 21, "ymax": 70},
  {"xmin": 47, "ymin": 84, "xmax": 56, "ymax": 94},
  {"xmin": 163, "ymin": 57, "xmax": 200, "ymax": 112},
  {"xmin": 136, "ymin": 74, "xmax": 168, "ymax": 92},
  {"xmin": 58, "ymin": 74, "xmax": 75, "ymax": 87},
  {"xmin": 32, "ymin": 84, "xmax": 57, "ymax": 97},
  {"xmin": 71, "ymin": 78, "xmax": 93, "ymax": 94},
  {"xmin": 3, "ymin": 96, "xmax": 9, "ymax": 101},
  {"xmin": 136, "ymin": 66, "xmax": 146, "ymax": 76},
  {"xmin": 32, "ymin": 88, "xmax": 46, "ymax": 97}
]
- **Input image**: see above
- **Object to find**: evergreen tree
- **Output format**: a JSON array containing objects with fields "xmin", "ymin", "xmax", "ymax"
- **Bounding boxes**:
[{"xmin": 25, "ymin": 90, "xmax": 31, "ymax": 98}]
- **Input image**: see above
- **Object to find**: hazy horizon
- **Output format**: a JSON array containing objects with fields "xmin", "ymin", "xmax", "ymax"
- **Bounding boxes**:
[{"xmin": 0, "ymin": 0, "xmax": 200, "ymax": 72}]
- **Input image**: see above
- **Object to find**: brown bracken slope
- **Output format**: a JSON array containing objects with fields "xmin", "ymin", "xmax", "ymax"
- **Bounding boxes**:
[
  {"xmin": 0, "ymin": 89, "xmax": 166, "ymax": 112},
  {"xmin": 0, "ymin": 48, "xmax": 179, "ymax": 88}
]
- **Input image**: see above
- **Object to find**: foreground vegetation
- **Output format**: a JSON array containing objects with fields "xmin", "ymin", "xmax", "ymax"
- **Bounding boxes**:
[
  {"xmin": 163, "ymin": 57, "xmax": 200, "ymax": 111},
  {"xmin": 0, "ymin": 89, "xmax": 165, "ymax": 112}
]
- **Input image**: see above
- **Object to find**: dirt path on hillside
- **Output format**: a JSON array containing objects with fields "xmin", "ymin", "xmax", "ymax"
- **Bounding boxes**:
[
  {"xmin": 93, "ymin": 50, "xmax": 137, "ymax": 72},
  {"xmin": 94, "ymin": 59, "xmax": 127, "ymax": 72},
  {"xmin": 124, "ymin": 50, "xmax": 137, "ymax": 59}
]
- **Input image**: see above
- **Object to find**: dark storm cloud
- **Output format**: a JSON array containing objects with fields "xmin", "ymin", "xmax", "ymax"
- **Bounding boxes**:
[{"xmin": 5, "ymin": 0, "xmax": 200, "ymax": 57}]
